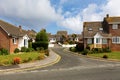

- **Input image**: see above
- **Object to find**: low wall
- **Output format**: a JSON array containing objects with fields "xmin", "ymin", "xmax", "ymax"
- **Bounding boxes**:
[
  {"xmin": 62, "ymin": 44, "xmax": 76, "ymax": 48},
  {"xmin": 48, "ymin": 44, "xmax": 54, "ymax": 47}
]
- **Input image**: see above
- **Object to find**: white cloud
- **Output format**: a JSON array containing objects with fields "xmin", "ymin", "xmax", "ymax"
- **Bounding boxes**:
[
  {"xmin": 102, "ymin": 0, "xmax": 120, "ymax": 16},
  {"xmin": 82, "ymin": 4, "xmax": 103, "ymax": 21},
  {"xmin": 58, "ymin": 15, "xmax": 83, "ymax": 33},
  {"xmin": 59, "ymin": 0, "xmax": 120, "ymax": 33},
  {"xmin": 60, "ymin": 0, "xmax": 68, "ymax": 5},
  {"xmin": 1, "ymin": 0, "xmax": 120, "ymax": 33},
  {"xmin": 0, "ymin": 0, "xmax": 62, "ymax": 30}
]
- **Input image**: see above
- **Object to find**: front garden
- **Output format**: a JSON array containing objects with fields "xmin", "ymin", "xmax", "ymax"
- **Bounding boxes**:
[
  {"xmin": 69, "ymin": 43, "xmax": 120, "ymax": 60},
  {"xmin": 0, "ymin": 29, "xmax": 49, "ymax": 66},
  {"xmin": 0, "ymin": 51, "xmax": 46, "ymax": 66}
]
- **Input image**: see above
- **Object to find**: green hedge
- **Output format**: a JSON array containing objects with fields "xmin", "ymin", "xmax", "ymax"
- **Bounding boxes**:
[{"xmin": 32, "ymin": 42, "xmax": 48, "ymax": 50}]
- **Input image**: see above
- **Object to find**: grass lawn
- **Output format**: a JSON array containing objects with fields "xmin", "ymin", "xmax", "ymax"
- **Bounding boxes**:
[
  {"xmin": 88, "ymin": 52, "xmax": 120, "ymax": 60},
  {"xmin": 0, "ymin": 51, "xmax": 45, "ymax": 66}
]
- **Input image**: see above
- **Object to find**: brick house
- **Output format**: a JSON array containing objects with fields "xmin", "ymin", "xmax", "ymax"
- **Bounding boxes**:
[
  {"xmin": 83, "ymin": 14, "xmax": 120, "ymax": 51},
  {"xmin": 0, "ymin": 20, "xmax": 29, "ymax": 53}
]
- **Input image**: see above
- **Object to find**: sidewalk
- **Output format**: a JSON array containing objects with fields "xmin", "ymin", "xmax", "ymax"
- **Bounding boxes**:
[{"xmin": 0, "ymin": 49, "xmax": 61, "ymax": 73}]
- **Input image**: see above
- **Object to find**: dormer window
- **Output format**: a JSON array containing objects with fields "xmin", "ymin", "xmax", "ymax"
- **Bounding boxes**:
[
  {"xmin": 99, "ymin": 27, "xmax": 103, "ymax": 31},
  {"xmin": 88, "ymin": 28, "xmax": 92, "ymax": 31},
  {"xmin": 112, "ymin": 24, "xmax": 118, "ymax": 29}
]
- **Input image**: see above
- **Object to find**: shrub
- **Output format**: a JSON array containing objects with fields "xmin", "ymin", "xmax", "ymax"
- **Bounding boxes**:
[
  {"xmin": 13, "ymin": 57, "xmax": 21, "ymax": 64},
  {"xmin": 32, "ymin": 42, "xmax": 48, "ymax": 50},
  {"xmin": 23, "ymin": 57, "xmax": 32, "ymax": 63},
  {"xmin": 69, "ymin": 47, "xmax": 77, "ymax": 52},
  {"xmin": 75, "ymin": 43, "xmax": 84, "ymax": 52},
  {"xmin": 0, "ymin": 59, "xmax": 11, "ymax": 66},
  {"xmin": 14, "ymin": 48, "xmax": 20, "ymax": 53},
  {"xmin": 102, "ymin": 54, "xmax": 108, "ymax": 59},
  {"xmin": 28, "ymin": 42, "xmax": 32, "ymax": 48},
  {"xmin": 103, "ymin": 47, "xmax": 111, "ymax": 53},
  {"xmin": 37, "ymin": 53, "xmax": 45, "ymax": 60},
  {"xmin": 21, "ymin": 47, "xmax": 27, "ymax": 52},
  {"xmin": 25, "ymin": 48, "xmax": 33, "ymax": 52},
  {"xmin": 81, "ymin": 49, "xmax": 89, "ymax": 55},
  {"xmin": 45, "ymin": 49, "xmax": 49, "ymax": 56},
  {"xmin": 0, "ymin": 48, "xmax": 9, "ymax": 55}
]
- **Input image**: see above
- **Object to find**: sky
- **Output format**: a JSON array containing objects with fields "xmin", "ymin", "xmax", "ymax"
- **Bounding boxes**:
[{"xmin": 0, "ymin": 0, "xmax": 120, "ymax": 34}]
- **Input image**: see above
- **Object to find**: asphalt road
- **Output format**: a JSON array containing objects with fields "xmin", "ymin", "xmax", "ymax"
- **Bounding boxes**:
[{"xmin": 0, "ymin": 47, "xmax": 120, "ymax": 80}]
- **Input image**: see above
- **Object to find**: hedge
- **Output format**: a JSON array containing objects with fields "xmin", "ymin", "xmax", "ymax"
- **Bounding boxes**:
[{"xmin": 32, "ymin": 41, "xmax": 48, "ymax": 50}]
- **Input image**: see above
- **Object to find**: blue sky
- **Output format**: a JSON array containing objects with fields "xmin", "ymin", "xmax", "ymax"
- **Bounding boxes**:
[{"xmin": 0, "ymin": 0, "xmax": 120, "ymax": 34}]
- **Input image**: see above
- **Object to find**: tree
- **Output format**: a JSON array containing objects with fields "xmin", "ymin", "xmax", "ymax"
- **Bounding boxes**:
[
  {"xmin": 36, "ymin": 29, "xmax": 48, "ymax": 42},
  {"xmin": 72, "ymin": 34, "xmax": 77, "ymax": 41},
  {"xmin": 33, "ymin": 29, "xmax": 48, "ymax": 50}
]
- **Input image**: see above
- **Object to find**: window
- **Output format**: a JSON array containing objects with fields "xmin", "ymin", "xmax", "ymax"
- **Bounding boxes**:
[
  {"xmin": 112, "ymin": 37, "xmax": 120, "ymax": 44},
  {"xmin": 24, "ymin": 39, "xmax": 28, "ymax": 46},
  {"xmin": 87, "ymin": 38, "xmax": 92, "ymax": 44},
  {"xmin": 102, "ymin": 38, "xmax": 107, "ymax": 44},
  {"xmin": 96, "ymin": 38, "xmax": 100, "ymax": 44},
  {"xmin": 12, "ymin": 38, "xmax": 17, "ymax": 44},
  {"xmin": 99, "ymin": 27, "xmax": 103, "ymax": 31},
  {"xmin": 88, "ymin": 28, "xmax": 92, "ymax": 31},
  {"xmin": 112, "ymin": 24, "xmax": 118, "ymax": 29}
]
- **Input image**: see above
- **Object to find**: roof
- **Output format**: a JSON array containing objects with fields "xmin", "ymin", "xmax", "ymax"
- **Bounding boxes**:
[
  {"xmin": 83, "ymin": 21, "xmax": 111, "ymax": 38},
  {"xmin": 57, "ymin": 31, "xmax": 68, "ymax": 36},
  {"xmin": 0, "ymin": 20, "xmax": 27, "ymax": 37},
  {"xmin": 104, "ymin": 14, "xmax": 120, "ymax": 24}
]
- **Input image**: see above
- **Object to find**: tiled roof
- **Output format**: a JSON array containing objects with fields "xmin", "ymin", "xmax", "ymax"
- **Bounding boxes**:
[
  {"xmin": 0, "ymin": 20, "xmax": 27, "ymax": 37},
  {"xmin": 83, "ymin": 21, "xmax": 111, "ymax": 38},
  {"xmin": 105, "ymin": 17, "xmax": 120, "ymax": 23},
  {"xmin": 57, "ymin": 31, "xmax": 68, "ymax": 36}
]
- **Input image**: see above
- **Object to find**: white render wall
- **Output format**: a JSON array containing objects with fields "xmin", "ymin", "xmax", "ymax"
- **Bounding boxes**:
[{"xmin": 18, "ymin": 35, "xmax": 29, "ymax": 49}]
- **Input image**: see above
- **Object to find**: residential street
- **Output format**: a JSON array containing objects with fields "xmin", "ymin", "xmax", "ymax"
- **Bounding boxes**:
[{"xmin": 0, "ymin": 47, "xmax": 120, "ymax": 80}]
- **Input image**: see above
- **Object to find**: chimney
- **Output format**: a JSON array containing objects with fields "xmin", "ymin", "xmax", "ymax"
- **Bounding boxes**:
[
  {"xmin": 19, "ymin": 25, "xmax": 22, "ymax": 32},
  {"xmin": 106, "ymin": 14, "xmax": 109, "ymax": 18}
]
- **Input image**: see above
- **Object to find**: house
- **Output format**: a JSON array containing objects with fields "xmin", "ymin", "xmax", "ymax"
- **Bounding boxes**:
[
  {"xmin": 83, "ymin": 14, "xmax": 120, "ymax": 51},
  {"xmin": 27, "ymin": 29, "xmax": 37, "ymax": 42},
  {"xmin": 0, "ymin": 20, "xmax": 29, "ymax": 53},
  {"xmin": 56, "ymin": 31, "xmax": 68, "ymax": 43}
]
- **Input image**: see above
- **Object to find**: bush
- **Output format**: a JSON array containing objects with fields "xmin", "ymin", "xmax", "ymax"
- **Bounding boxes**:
[
  {"xmin": 23, "ymin": 57, "xmax": 32, "ymax": 63},
  {"xmin": 14, "ymin": 48, "xmax": 20, "ymax": 53},
  {"xmin": 75, "ymin": 43, "xmax": 84, "ymax": 52},
  {"xmin": 81, "ymin": 49, "xmax": 89, "ymax": 55},
  {"xmin": 45, "ymin": 49, "xmax": 49, "ymax": 56},
  {"xmin": 69, "ymin": 47, "xmax": 77, "ymax": 52},
  {"xmin": 37, "ymin": 53, "xmax": 45, "ymax": 60},
  {"xmin": 103, "ymin": 47, "xmax": 111, "ymax": 53},
  {"xmin": 13, "ymin": 57, "xmax": 21, "ymax": 64},
  {"xmin": 32, "ymin": 42, "xmax": 48, "ymax": 50},
  {"xmin": 25, "ymin": 48, "xmax": 34, "ymax": 52},
  {"xmin": 0, "ymin": 48, "xmax": 9, "ymax": 55},
  {"xmin": 102, "ymin": 54, "xmax": 108, "ymax": 59},
  {"xmin": 0, "ymin": 59, "xmax": 11, "ymax": 66},
  {"xmin": 21, "ymin": 47, "xmax": 27, "ymax": 52}
]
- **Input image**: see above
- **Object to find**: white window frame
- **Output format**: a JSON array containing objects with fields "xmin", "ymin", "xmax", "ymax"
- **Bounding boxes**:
[
  {"xmin": 13, "ymin": 38, "xmax": 17, "ymax": 44},
  {"xmin": 88, "ymin": 28, "xmax": 92, "ymax": 31},
  {"xmin": 112, "ymin": 37, "xmax": 120, "ymax": 44},
  {"xmin": 87, "ymin": 38, "xmax": 92, "ymax": 44},
  {"xmin": 24, "ymin": 39, "xmax": 28, "ymax": 46},
  {"xmin": 96, "ymin": 38, "xmax": 100, "ymax": 44},
  {"xmin": 99, "ymin": 27, "xmax": 103, "ymax": 31},
  {"xmin": 112, "ymin": 24, "xmax": 118, "ymax": 29}
]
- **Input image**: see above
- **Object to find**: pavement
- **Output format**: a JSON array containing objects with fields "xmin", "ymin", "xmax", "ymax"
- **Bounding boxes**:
[{"xmin": 0, "ymin": 49, "xmax": 61, "ymax": 74}]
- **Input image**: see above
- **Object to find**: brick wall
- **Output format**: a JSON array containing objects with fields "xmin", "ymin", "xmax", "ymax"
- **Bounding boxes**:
[
  {"xmin": 9, "ymin": 38, "xmax": 18, "ymax": 53},
  {"xmin": 0, "ymin": 27, "xmax": 10, "ymax": 52},
  {"xmin": 0, "ymin": 27, "xmax": 19, "ymax": 53}
]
